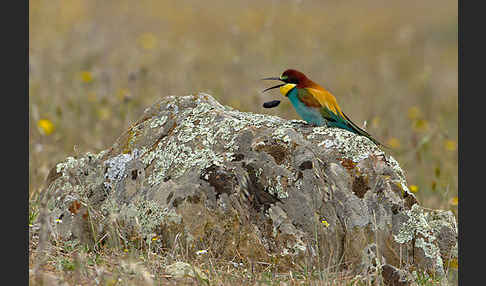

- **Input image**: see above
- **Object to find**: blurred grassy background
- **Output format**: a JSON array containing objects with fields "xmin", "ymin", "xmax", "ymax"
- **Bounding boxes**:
[{"xmin": 29, "ymin": 0, "xmax": 457, "ymax": 212}]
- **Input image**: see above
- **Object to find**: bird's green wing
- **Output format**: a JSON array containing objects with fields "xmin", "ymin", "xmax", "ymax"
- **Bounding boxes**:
[
  {"xmin": 319, "ymin": 105, "xmax": 342, "ymax": 123},
  {"xmin": 298, "ymin": 88, "xmax": 348, "ymax": 126},
  {"xmin": 296, "ymin": 88, "xmax": 322, "ymax": 108},
  {"xmin": 298, "ymin": 87, "xmax": 384, "ymax": 147},
  {"xmin": 320, "ymin": 106, "xmax": 355, "ymax": 131}
]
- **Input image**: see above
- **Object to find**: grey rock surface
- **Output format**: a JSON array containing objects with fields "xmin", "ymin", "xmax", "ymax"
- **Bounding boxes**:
[{"xmin": 41, "ymin": 93, "xmax": 457, "ymax": 279}]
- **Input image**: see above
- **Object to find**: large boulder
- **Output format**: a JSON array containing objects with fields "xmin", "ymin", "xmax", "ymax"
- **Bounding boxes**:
[{"xmin": 41, "ymin": 93, "xmax": 457, "ymax": 282}]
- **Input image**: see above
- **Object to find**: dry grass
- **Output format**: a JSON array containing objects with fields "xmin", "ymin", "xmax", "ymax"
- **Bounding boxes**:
[{"xmin": 29, "ymin": 0, "xmax": 457, "ymax": 284}]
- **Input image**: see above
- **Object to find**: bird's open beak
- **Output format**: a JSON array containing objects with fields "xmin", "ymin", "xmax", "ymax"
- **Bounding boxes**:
[
  {"xmin": 261, "ymin": 77, "xmax": 282, "ymax": 81},
  {"xmin": 261, "ymin": 77, "xmax": 285, "ymax": 93},
  {"xmin": 261, "ymin": 77, "xmax": 285, "ymax": 108}
]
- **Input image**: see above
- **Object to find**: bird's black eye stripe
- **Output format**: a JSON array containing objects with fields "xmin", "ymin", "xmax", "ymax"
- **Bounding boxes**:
[{"xmin": 282, "ymin": 76, "xmax": 297, "ymax": 84}]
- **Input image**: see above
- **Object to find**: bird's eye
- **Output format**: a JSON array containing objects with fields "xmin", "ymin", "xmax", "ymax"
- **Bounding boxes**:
[{"xmin": 288, "ymin": 78, "xmax": 298, "ymax": 84}]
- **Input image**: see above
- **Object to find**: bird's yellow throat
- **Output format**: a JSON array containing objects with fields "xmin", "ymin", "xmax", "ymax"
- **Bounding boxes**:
[{"xmin": 279, "ymin": 83, "xmax": 297, "ymax": 97}]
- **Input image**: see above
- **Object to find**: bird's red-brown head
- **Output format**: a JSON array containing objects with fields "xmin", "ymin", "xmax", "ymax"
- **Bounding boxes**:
[
  {"xmin": 261, "ymin": 68, "xmax": 325, "ymax": 112},
  {"xmin": 261, "ymin": 69, "xmax": 319, "ymax": 95},
  {"xmin": 280, "ymin": 69, "xmax": 317, "ymax": 88}
]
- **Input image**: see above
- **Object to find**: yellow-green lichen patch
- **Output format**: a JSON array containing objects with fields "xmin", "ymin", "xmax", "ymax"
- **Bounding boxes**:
[
  {"xmin": 271, "ymin": 128, "xmax": 292, "ymax": 144},
  {"xmin": 98, "ymin": 196, "xmax": 183, "ymax": 245},
  {"xmin": 133, "ymin": 199, "xmax": 181, "ymax": 239},
  {"xmin": 52, "ymin": 151, "xmax": 108, "ymax": 203},
  {"xmin": 424, "ymin": 209, "xmax": 458, "ymax": 268},
  {"xmin": 141, "ymin": 99, "xmax": 230, "ymax": 185},
  {"xmin": 149, "ymin": 115, "xmax": 168, "ymax": 129},
  {"xmin": 426, "ymin": 210, "xmax": 457, "ymax": 237},
  {"xmin": 310, "ymin": 127, "xmax": 384, "ymax": 163},
  {"xmin": 267, "ymin": 175, "xmax": 288, "ymax": 199},
  {"xmin": 394, "ymin": 205, "xmax": 429, "ymax": 243},
  {"xmin": 56, "ymin": 157, "xmax": 80, "ymax": 176},
  {"xmin": 393, "ymin": 204, "xmax": 446, "ymax": 276},
  {"xmin": 104, "ymin": 152, "xmax": 136, "ymax": 184},
  {"xmin": 140, "ymin": 93, "xmax": 296, "ymax": 188},
  {"xmin": 55, "ymin": 151, "xmax": 107, "ymax": 176}
]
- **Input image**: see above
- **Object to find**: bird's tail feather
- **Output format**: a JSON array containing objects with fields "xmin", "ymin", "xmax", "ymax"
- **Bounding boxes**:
[{"xmin": 341, "ymin": 112, "xmax": 389, "ymax": 148}]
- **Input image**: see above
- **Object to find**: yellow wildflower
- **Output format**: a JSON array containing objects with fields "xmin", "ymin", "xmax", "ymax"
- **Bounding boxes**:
[
  {"xmin": 321, "ymin": 220, "xmax": 329, "ymax": 227},
  {"xmin": 449, "ymin": 196, "xmax": 458, "ymax": 206},
  {"xmin": 386, "ymin": 137, "xmax": 401, "ymax": 149},
  {"xmin": 408, "ymin": 106, "xmax": 421, "ymax": 120},
  {"xmin": 80, "ymin": 71, "xmax": 93, "ymax": 83},
  {"xmin": 444, "ymin": 140, "xmax": 457, "ymax": 152},
  {"xmin": 37, "ymin": 119, "xmax": 55, "ymax": 135},
  {"xmin": 123, "ymin": 248, "xmax": 129, "ymax": 253},
  {"xmin": 138, "ymin": 33, "xmax": 158, "ymax": 50},
  {"xmin": 448, "ymin": 258, "xmax": 458, "ymax": 270},
  {"xmin": 151, "ymin": 236, "xmax": 158, "ymax": 241},
  {"xmin": 412, "ymin": 119, "xmax": 429, "ymax": 133},
  {"xmin": 409, "ymin": 185, "xmax": 419, "ymax": 193}
]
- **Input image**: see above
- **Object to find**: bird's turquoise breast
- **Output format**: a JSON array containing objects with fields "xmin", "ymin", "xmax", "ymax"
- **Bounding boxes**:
[{"xmin": 287, "ymin": 88, "xmax": 326, "ymax": 126}]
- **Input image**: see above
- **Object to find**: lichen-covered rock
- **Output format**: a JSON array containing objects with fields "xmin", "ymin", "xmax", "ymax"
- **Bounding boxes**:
[
  {"xmin": 40, "ymin": 93, "xmax": 457, "ymax": 280},
  {"xmin": 165, "ymin": 262, "xmax": 207, "ymax": 280}
]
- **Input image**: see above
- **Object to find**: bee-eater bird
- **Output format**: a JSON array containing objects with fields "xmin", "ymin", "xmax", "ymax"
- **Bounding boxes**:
[{"xmin": 262, "ymin": 69, "xmax": 384, "ymax": 147}]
